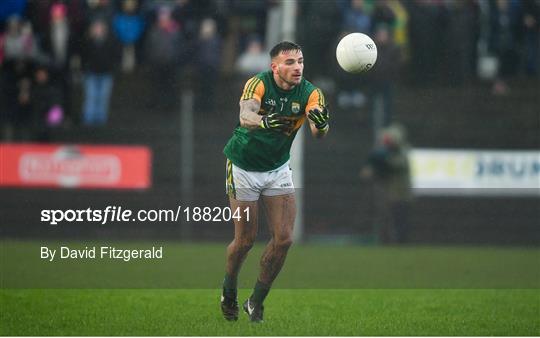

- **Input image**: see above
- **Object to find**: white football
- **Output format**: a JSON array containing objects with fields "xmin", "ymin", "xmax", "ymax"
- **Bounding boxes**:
[{"xmin": 336, "ymin": 33, "xmax": 377, "ymax": 73}]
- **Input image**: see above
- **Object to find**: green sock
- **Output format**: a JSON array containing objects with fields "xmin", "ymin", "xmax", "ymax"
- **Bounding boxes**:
[
  {"xmin": 250, "ymin": 280, "xmax": 271, "ymax": 304},
  {"xmin": 222, "ymin": 273, "xmax": 237, "ymax": 300}
]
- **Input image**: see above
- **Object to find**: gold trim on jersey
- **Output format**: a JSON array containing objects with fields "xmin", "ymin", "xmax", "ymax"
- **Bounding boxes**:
[
  {"xmin": 226, "ymin": 159, "xmax": 236, "ymax": 198},
  {"xmin": 305, "ymin": 88, "xmax": 326, "ymax": 113},
  {"xmin": 242, "ymin": 78, "xmax": 262, "ymax": 100},
  {"xmin": 316, "ymin": 88, "xmax": 326, "ymax": 107}
]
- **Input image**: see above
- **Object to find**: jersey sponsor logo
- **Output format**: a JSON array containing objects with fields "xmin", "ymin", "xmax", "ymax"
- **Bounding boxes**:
[
  {"xmin": 261, "ymin": 98, "xmax": 277, "ymax": 116},
  {"xmin": 265, "ymin": 98, "xmax": 276, "ymax": 106},
  {"xmin": 291, "ymin": 102, "xmax": 300, "ymax": 114}
]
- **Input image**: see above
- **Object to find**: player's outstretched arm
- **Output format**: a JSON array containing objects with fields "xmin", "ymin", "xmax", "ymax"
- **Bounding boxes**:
[
  {"xmin": 239, "ymin": 99, "xmax": 263, "ymax": 129},
  {"xmin": 308, "ymin": 106, "xmax": 329, "ymax": 139}
]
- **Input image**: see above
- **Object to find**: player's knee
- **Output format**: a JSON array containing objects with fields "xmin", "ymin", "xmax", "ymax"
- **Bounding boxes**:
[
  {"xmin": 274, "ymin": 234, "xmax": 293, "ymax": 250},
  {"xmin": 235, "ymin": 238, "xmax": 254, "ymax": 253}
]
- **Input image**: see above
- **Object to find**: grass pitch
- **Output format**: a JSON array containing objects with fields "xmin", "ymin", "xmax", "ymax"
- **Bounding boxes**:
[
  {"xmin": 1, "ymin": 289, "xmax": 538, "ymax": 336},
  {"xmin": 1, "ymin": 240, "xmax": 539, "ymax": 335}
]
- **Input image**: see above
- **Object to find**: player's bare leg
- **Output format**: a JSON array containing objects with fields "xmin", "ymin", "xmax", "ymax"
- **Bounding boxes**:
[
  {"xmin": 221, "ymin": 196, "xmax": 258, "ymax": 321},
  {"xmin": 258, "ymin": 193, "xmax": 296, "ymax": 284},
  {"xmin": 244, "ymin": 193, "xmax": 296, "ymax": 322},
  {"xmin": 225, "ymin": 197, "xmax": 259, "ymax": 279}
]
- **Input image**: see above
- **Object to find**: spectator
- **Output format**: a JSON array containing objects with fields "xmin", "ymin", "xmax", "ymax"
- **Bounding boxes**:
[
  {"xmin": 195, "ymin": 17, "xmax": 222, "ymax": 112},
  {"xmin": 40, "ymin": 3, "xmax": 75, "ymax": 123},
  {"xmin": 298, "ymin": 1, "xmax": 343, "ymax": 79},
  {"xmin": 44, "ymin": 3, "xmax": 71, "ymax": 68},
  {"xmin": 229, "ymin": 0, "xmax": 267, "ymax": 48},
  {"xmin": 385, "ymin": 0, "xmax": 409, "ymax": 49},
  {"xmin": 26, "ymin": 0, "xmax": 86, "ymax": 54},
  {"xmin": 86, "ymin": 0, "xmax": 114, "ymax": 22},
  {"xmin": 113, "ymin": 0, "xmax": 146, "ymax": 72},
  {"xmin": 343, "ymin": 0, "xmax": 372, "ymax": 34},
  {"xmin": 489, "ymin": 0, "xmax": 523, "ymax": 94},
  {"xmin": 367, "ymin": 24, "xmax": 402, "ymax": 134},
  {"xmin": 331, "ymin": 1, "xmax": 365, "ymax": 108},
  {"xmin": 445, "ymin": 0, "xmax": 481, "ymax": 85},
  {"xmin": 3, "ymin": 16, "xmax": 39, "ymax": 62},
  {"xmin": 370, "ymin": 0, "xmax": 396, "ymax": 33},
  {"xmin": 66, "ymin": 0, "xmax": 87, "ymax": 46},
  {"xmin": 1, "ymin": 16, "xmax": 38, "ymax": 140},
  {"xmin": 360, "ymin": 124, "xmax": 412, "ymax": 244},
  {"xmin": 24, "ymin": 0, "xmax": 52, "ymax": 43},
  {"xmin": 80, "ymin": 19, "xmax": 120, "ymax": 126},
  {"xmin": 143, "ymin": 5, "xmax": 186, "ymax": 111},
  {"xmin": 235, "ymin": 35, "xmax": 268, "ymax": 76},
  {"xmin": 335, "ymin": 0, "xmax": 372, "ymax": 110},
  {"xmin": 31, "ymin": 63, "xmax": 64, "ymax": 141},
  {"xmin": 406, "ymin": 0, "xmax": 449, "ymax": 84},
  {"xmin": 1, "ymin": 59, "xmax": 33, "ymax": 140},
  {"xmin": 522, "ymin": 0, "xmax": 540, "ymax": 76},
  {"xmin": 172, "ymin": 0, "xmax": 197, "ymax": 42}
]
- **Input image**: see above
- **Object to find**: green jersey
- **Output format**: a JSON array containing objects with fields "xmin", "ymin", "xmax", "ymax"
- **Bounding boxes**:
[{"xmin": 223, "ymin": 70, "xmax": 325, "ymax": 172}]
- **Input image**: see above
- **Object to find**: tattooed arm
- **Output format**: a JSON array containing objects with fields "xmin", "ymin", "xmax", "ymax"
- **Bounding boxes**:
[{"xmin": 239, "ymin": 99, "xmax": 263, "ymax": 129}]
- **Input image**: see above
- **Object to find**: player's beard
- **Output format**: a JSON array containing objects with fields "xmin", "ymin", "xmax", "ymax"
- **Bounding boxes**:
[{"xmin": 278, "ymin": 67, "xmax": 301, "ymax": 87}]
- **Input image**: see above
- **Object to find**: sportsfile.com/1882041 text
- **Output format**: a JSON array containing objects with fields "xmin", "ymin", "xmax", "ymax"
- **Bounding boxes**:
[{"xmin": 40, "ymin": 206, "xmax": 250, "ymax": 225}]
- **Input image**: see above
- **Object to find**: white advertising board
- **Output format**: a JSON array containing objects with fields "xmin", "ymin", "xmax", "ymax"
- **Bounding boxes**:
[{"xmin": 410, "ymin": 149, "xmax": 540, "ymax": 196}]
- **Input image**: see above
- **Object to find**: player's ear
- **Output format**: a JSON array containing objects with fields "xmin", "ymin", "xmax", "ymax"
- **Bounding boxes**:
[{"xmin": 270, "ymin": 60, "xmax": 278, "ymax": 74}]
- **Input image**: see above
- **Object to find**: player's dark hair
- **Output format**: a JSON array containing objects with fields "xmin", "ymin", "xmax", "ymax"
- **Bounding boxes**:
[{"xmin": 270, "ymin": 41, "xmax": 302, "ymax": 58}]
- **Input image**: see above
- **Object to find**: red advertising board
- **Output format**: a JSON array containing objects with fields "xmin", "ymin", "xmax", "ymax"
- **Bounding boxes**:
[{"xmin": 0, "ymin": 143, "xmax": 151, "ymax": 189}]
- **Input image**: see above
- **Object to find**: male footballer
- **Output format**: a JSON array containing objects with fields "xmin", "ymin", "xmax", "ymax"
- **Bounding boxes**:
[{"xmin": 221, "ymin": 41, "xmax": 329, "ymax": 323}]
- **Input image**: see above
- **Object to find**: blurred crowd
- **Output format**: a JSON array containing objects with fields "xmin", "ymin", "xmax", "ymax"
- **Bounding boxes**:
[
  {"xmin": 0, "ymin": 0, "xmax": 224, "ymax": 140},
  {"xmin": 0, "ymin": 0, "xmax": 538, "ymax": 141},
  {"xmin": 301, "ymin": 0, "xmax": 539, "ymax": 124}
]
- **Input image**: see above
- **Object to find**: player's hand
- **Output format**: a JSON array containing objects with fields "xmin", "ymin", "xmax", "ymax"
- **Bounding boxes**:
[
  {"xmin": 260, "ymin": 112, "xmax": 291, "ymax": 130},
  {"xmin": 308, "ymin": 106, "xmax": 329, "ymax": 130}
]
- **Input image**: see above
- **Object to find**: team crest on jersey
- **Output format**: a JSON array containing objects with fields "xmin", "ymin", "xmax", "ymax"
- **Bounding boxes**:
[{"xmin": 291, "ymin": 102, "xmax": 300, "ymax": 114}]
